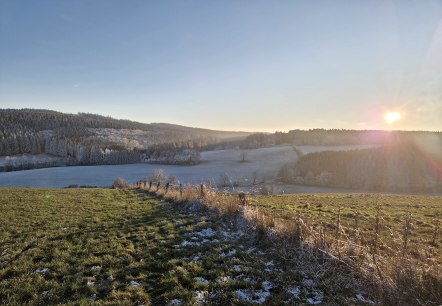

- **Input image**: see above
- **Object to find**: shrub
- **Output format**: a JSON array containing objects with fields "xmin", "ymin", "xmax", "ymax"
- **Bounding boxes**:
[
  {"xmin": 149, "ymin": 169, "xmax": 167, "ymax": 184},
  {"xmin": 113, "ymin": 177, "xmax": 129, "ymax": 189}
]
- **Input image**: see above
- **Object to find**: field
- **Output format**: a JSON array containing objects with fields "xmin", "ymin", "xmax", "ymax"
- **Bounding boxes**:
[
  {"xmin": 0, "ymin": 188, "xmax": 440, "ymax": 305},
  {"xmin": 0, "ymin": 145, "xmax": 376, "ymax": 189},
  {"xmin": 249, "ymin": 193, "xmax": 441, "ymax": 259}
]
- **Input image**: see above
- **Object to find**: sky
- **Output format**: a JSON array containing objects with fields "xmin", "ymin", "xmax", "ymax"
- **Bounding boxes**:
[{"xmin": 0, "ymin": 0, "xmax": 441, "ymax": 132}]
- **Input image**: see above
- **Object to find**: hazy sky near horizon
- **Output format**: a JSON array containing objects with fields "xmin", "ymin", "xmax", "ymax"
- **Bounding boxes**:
[{"xmin": 1, "ymin": 1, "xmax": 441, "ymax": 132}]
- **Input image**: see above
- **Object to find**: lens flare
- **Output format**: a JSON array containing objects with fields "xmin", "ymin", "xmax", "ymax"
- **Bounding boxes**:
[{"xmin": 384, "ymin": 112, "xmax": 400, "ymax": 124}]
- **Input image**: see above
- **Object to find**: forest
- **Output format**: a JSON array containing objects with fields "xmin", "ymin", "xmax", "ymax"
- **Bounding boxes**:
[
  {"xmin": 0, "ymin": 109, "xmax": 247, "ymax": 171},
  {"xmin": 238, "ymin": 129, "xmax": 442, "ymax": 148},
  {"xmin": 279, "ymin": 142, "xmax": 442, "ymax": 192}
]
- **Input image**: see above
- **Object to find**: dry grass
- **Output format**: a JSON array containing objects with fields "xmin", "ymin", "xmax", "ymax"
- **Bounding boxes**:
[{"xmin": 140, "ymin": 182, "xmax": 442, "ymax": 305}]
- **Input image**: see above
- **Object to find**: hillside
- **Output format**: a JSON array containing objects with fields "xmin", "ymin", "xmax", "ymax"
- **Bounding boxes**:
[
  {"xmin": 279, "ymin": 142, "xmax": 442, "ymax": 193},
  {"xmin": 1, "ymin": 188, "xmax": 440, "ymax": 305},
  {"xmin": 239, "ymin": 129, "xmax": 442, "ymax": 148},
  {"xmin": 0, "ymin": 109, "xmax": 251, "ymax": 170}
]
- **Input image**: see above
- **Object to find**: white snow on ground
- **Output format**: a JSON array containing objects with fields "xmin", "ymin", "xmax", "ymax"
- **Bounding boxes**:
[
  {"xmin": 35, "ymin": 268, "xmax": 50, "ymax": 274},
  {"xmin": 262, "ymin": 281, "xmax": 273, "ymax": 291},
  {"xmin": 297, "ymin": 144, "xmax": 377, "ymax": 155},
  {"xmin": 194, "ymin": 291, "xmax": 207, "ymax": 305},
  {"xmin": 130, "ymin": 280, "xmax": 140, "ymax": 287},
  {"xmin": 0, "ymin": 154, "xmax": 65, "ymax": 167},
  {"xmin": 302, "ymin": 279, "xmax": 316, "ymax": 289},
  {"xmin": 187, "ymin": 228, "xmax": 216, "ymax": 238},
  {"xmin": 168, "ymin": 299, "xmax": 183, "ymax": 306},
  {"xmin": 216, "ymin": 276, "xmax": 232, "ymax": 283},
  {"xmin": 356, "ymin": 293, "xmax": 375, "ymax": 304},
  {"xmin": 194, "ymin": 277, "xmax": 210, "ymax": 285},
  {"xmin": 180, "ymin": 238, "xmax": 213, "ymax": 247},
  {"xmin": 233, "ymin": 265, "xmax": 242, "ymax": 272},
  {"xmin": 0, "ymin": 145, "xmax": 375, "ymax": 191},
  {"xmin": 235, "ymin": 289, "xmax": 271, "ymax": 304},
  {"xmin": 286, "ymin": 286, "xmax": 301, "ymax": 298},
  {"xmin": 87, "ymin": 128, "xmax": 152, "ymax": 150},
  {"xmin": 221, "ymin": 249, "xmax": 237, "ymax": 257},
  {"xmin": 306, "ymin": 290, "xmax": 324, "ymax": 305}
]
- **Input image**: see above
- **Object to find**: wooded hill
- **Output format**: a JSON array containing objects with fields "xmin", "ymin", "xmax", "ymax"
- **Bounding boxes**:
[
  {"xmin": 0, "ymin": 109, "xmax": 250, "ymax": 170},
  {"xmin": 237, "ymin": 129, "xmax": 442, "ymax": 148},
  {"xmin": 279, "ymin": 142, "xmax": 442, "ymax": 192}
]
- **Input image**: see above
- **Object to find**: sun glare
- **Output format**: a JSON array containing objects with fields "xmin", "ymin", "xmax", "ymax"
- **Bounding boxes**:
[{"xmin": 384, "ymin": 111, "xmax": 401, "ymax": 124}]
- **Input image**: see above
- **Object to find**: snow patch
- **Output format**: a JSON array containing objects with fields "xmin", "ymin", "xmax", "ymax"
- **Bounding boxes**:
[
  {"xmin": 302, "ymin": 279, "xmax": 316, "ymax": 289},
  {"xmin": 286, "ymin": 286, "xmax": 301, "ymax": 298},
  {"xmin": 221, "ymin": 249, "xmax": 237, "ymax": 257},
  {"xmin": 194, "ymin": 228, "xmax": 216, "ymax": 237},
  {"xmin": 235, "ymin": 289, "xmax": 271, "ymax": 304},
  {"xmin": 194, "ymin": 290, "xmax": 207, "ymax": 305},
  {"xmin": 356, "ymin": 293, "xmax": 375, "ymax": 304},
  {"xmin": 194, "ymin": 277, "xmax": 209, "ymax": 285},
  {"xmin": 262, "ymin": 280, "xmax": 274, "ymax": 291},
  {"xmin": 216, "ymin": 276, "xmax": 231, "ymax": 283},
  {"xmin": 168, "ymin": 299, "xmax": 183, "ymax": 306},
  {"xmin": 306, "ymin": 290, "xmax": 324, "ymax": 305},
  {"xmin": 35, "ymin": 268, "xmax": 50, "ymax": 274}
]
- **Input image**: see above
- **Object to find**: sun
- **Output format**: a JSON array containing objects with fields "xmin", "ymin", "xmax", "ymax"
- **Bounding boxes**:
[{"xmin": 384, "ymin": 111, "xmax": 401, "ymax": 124}]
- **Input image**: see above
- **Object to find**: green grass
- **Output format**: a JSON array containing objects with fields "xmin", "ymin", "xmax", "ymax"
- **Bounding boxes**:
[
  {"xmin": 0, "ymin": 188, "xmax": 314, "ymax": 305},
  {"xmin": 248, "ymin": 193, "xmax": 441, "ymax": 259},
  {"xmin": 1, "ymin": 188, "xmax": 440, "ymax": 305}
]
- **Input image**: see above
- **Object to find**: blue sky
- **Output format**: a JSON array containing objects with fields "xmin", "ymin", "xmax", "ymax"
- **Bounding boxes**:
[{"xmin": 1, "ymin": 0, "xmax": 441, "ymax": 131}]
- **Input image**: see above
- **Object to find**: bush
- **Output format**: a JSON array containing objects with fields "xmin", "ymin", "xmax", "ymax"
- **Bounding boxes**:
[
  {"xmin": 148, "ymin": 169, "xmax": 167, "ymax": 184},
  {"xmin": 113, "ymin": 177, "xmax": 129, "ymax": 189}
]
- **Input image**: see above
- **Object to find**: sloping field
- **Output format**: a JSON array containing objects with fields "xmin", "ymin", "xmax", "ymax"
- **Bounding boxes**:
[
  {"xmin": 1, "ymin": 188, "xmax": 440, "ymax": 305},
  {"xmin": 0, "ymin": 188, "xmax": 357, "ymax": 305},
  {"xmin": 248, "ymin": 193, "xmax": 442, "ymax": 260},
  {"xmin": 0, "ymin": 145, "xmax": 379, "ymax": 189}
]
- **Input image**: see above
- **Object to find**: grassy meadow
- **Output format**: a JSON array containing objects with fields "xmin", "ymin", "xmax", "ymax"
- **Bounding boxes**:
[
  {"xmin": 249, "ymin": 193, "xmax": 441, "ymax": 260},
  {"xmin": 0, "ymin": 187, "xmax": 441, "ymax": 305}
]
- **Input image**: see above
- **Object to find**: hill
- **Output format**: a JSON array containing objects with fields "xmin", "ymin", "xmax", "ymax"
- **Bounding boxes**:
[
  {"xmin": 1, "ymin": 187, "xmax": 440, "ymax": 305},
  {"xmin": 0, "ymin": 109, "xmax": 251, "ymax": 170}
]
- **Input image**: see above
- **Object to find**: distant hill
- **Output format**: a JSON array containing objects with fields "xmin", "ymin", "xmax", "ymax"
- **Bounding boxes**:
[
  {"xmin": 239, "ymin": 129, "xmax": 442, "ymax": 148},
  {"xmin": 0, "ymin": 109, "xmax": 251, "ymax": 170}
]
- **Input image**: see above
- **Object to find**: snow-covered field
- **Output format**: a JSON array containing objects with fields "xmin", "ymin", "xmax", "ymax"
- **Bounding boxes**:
[
  {"xmin": 297, "ymin": 144, "xmax": 377, "ymax": 155},
  {"xmin": 0, "ymin": 154, "xmax": 65, "ymax": 167},
  {"xmin": 0, "ymin": 145, "xmax": 373, "ymax": 189}
]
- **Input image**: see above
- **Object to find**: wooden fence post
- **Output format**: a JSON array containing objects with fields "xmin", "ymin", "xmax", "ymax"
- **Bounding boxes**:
[
  {"xmin": 238, "ymin": 192, "xmax": 247, "ymax": 206},
  {"xmin": 200, "ymin": 184, "xmax": 204, "ymax": 198},
  {"xmin": 180, "ymin": 184, "xmax": 183, "ymax": 198}
]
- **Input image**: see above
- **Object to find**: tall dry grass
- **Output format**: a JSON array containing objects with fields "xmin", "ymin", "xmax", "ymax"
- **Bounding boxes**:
[{"xmin": 134, "ymin": 182, "xmax": 441, "ymax": 305}]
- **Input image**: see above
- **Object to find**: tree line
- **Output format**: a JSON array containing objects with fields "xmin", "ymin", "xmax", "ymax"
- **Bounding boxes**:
[
  {"xmin": 279, "ymin": 142, "xmax": 442, "ymax": 192},
  {"xmin": 0, "ymin": 109, "xmax": 235, "ymax": 170},
  {"xmin": 237, "ymin": 129, "xmax": 442, "ymax": 148}
]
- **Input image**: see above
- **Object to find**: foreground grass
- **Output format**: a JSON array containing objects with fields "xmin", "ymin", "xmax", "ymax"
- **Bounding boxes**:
[
  {"xmin": 1, "ymin": 188, "xmax": 440, "ymax": 305},
  {"xmin": 1, "ymin": 188, "xmax": 336, "ymax": 305},
  {"xmin": 0, "ymin": 188, "xmax": 172, "ymax": 305},
  {"xmin": 151, "ymin": 184, "xmax": 442, "ymax": 305},
  {"xmin": 249, "ymin": 193, "xmax": 441, "ymax": 260}
]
